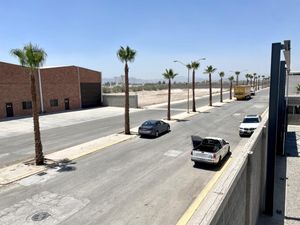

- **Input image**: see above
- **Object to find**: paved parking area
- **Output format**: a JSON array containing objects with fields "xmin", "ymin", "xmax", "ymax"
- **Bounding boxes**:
[{"xmin": 0, "ymin": 107, "xmax": 142, "ymax": 138}]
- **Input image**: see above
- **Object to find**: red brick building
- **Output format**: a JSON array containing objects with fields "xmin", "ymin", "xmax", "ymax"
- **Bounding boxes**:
[{"xmin": 0, "ymin": 61, "xmax": 102, "ymax": 119}]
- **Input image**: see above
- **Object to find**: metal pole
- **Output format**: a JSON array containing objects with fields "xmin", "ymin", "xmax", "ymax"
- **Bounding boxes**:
[
  {"xmin": 187, "ymin": 68, "xmax": 190, "ymax": 113},
  {"xmin": 277, "ymin": 61, "xmax": 287, "ymax": 155},
  {"xmin": 265, "ymin": 42, "xmax": 282, "ymax": 216},
  {"xmin": 38, "ymin": 68, "xmax": 44, "ymax": 113}
]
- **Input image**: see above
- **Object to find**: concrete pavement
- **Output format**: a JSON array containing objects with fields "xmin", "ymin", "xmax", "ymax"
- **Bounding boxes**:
[
  {"xmin": 0, "ymin": 90, "xmax": 269, "ymax": 224},
  {"xmin": 0, "ymin": 99, "xmax": 234, "ymax": 186},
  {"xmin": 0, "ymin": 92, "xmax": 230, "ymax": 167}
]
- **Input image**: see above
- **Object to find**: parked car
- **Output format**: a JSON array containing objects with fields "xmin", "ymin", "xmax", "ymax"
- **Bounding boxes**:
[
  {"xmin": 191, "ymin": 136, "xmax": 230, "ymax": 165},
  {"xmin": 138, "ymin": 120, "xmax": 170, "ymax": 137},
  {"xmin": 250, "ymin": 87, "xmax": 255, "ymax": 96},
  {"xmin": 239, "ymin": 114, "xmax": 262, "ymax": 137}
]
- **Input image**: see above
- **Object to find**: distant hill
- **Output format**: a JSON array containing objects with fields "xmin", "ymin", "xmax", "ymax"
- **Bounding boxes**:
[{"xmin": 103, "ymin": 76, "xmax": 205, "ymax": 84}]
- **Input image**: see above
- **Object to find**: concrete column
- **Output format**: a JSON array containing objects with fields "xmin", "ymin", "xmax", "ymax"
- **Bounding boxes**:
[
  {"xmin": 245, "ymin": 152, "xmax": 253, "ymax": 225},
  {"xmin": 265, "ymin": 42, "xmax": 282, "ymax": 215}
]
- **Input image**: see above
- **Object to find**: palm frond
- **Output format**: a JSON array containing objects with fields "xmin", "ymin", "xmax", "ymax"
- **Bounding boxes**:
[
  {"xmin": 228, "ymin": 76, "xmax": 235, "ymax": 81},
  {"xmin": 10, "ymin": 43, "xmax": 47, "ymax": 69},
  {"xmin": 117, "ymin": 46, "xmax": 137, "ymax": 63},
  {"xmin": 191, "ymin": 61, "xmax": 200, "ymax": 70},
  {"xmin": 204, "ymin": 65, "xmax": 217, "ymax": 74},
  {"xmin": 219, "ymin": 71, "xmax": 225, "ymax": 77},
  {"xmin": 162, "ymin": 69, "xmax": 178, "ymax": 80},
  {"xmin": 10, "ymin": 48, "xmax": 27, "ymax": 66}
]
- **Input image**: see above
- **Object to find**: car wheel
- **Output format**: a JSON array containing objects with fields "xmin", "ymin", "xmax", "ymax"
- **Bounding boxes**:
[
  {"xmin": 194, "ymin": 161, "xmax": 200, "ymax": 167},
  {"xmin": 228, "ymin": 146, "xmax": 231, "ymax": 154},
  {"xmin": 167, "ymin": 126, "xmax": 170, "ymax": 132},
  {"xmin": 155, "ymin": 130, "xmax": 159, "ymax": 137}
]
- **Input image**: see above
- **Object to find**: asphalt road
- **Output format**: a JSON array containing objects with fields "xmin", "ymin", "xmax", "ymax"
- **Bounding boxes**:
[
  {"xmin": 0, "ymin": 92, "xmax": 229, "ymax": 167},
  {"xmin": 0, "ymin": 89, "xmax": 269, "ymax": 225}
]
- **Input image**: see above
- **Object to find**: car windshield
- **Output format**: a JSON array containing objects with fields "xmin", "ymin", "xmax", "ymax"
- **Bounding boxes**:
[
  {"xmin": 142, "ymin": 121, "xmax": 156, "ymax": 126},
  {"xmin": 243, "ymin": 118, "xmax": 259, "ymax": 123}
]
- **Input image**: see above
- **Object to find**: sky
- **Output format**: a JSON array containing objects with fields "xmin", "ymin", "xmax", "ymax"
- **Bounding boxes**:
[{"xmin": 0, "ymin": 0, "xmax": 299, "ymax": 81}]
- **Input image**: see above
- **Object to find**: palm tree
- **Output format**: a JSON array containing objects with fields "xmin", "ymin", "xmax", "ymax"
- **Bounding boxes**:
[
  {"xmin": 253, "ymin": 73, "xmax": 257, "ymax": 90},
  {"xmin": 235, "ymin": 71, "xmax": 240, "ymax": 86},
  {"xmin": 228, "ymin": 76, "xmax": 234, "ymax": 99},
  {"xmin": 11, "ymin": 43, "xmax": 47, "ymax": 165},
  {"xmin": 163, "ymin": 69, "xmax": 178, "ymax": 120},
  {"xmin": 261, "ymin": 75, "xmax": 265, "ymax": 88},
  {"xmin": 219, "ymin": 71, "xmax": 225, "ymax": 102},
  {"xmin": 117, "ymin": 46, "xmax": 137, "ymax": 134},
  {"xmin": 190, "ymin": 61, "xmax": 200, "ymax": 112},
  {"xmin": 204, "ymin": 65, "xmax": 217, "ymax": 106},
  {"xmin": 186, "ymin": 63, "xmax": 192, "ymax": 112},
  {"xmin": 258, "ymin": 75, "xmax": 261, "ymax": 90},
  {"xmin": 249, "ymin": 74, "xmax": 254, "ymax": 87},
  {"xmin": 245, "ymin": 74, "xmax": 250, "ymax": 85}
]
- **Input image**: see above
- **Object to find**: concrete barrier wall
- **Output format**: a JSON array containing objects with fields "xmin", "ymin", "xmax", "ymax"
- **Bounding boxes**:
[
  {"xmin": 102, "ymin": 94, "xmax": 138, "ymax": 108},
  {"xmin": 188, "ymin": 111, "xmax": 269, "ymax": 225}
]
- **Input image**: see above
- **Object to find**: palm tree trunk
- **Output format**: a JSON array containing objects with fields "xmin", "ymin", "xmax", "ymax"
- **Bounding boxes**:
[
  {"xmin": 209, "ymin": 73, "xmax": 212, "ymax": 106},
  {"xmin": 31, "ymin": 71, "xmax": 44, "ymax": 165},
  {"xmin": 230, "ymin": 81, "xmax": 232, "ymax": 100},
  {"xmin": 167, "ymin": 78, "xmax": 171, "ymax": 120},
  {"xmin": 192, "ymin": 69, "xmax": 196, "ymax": 112},
  {"xmin": 236, "ymin": 75, "xmax": 239, "ymax": 86},
  {"xmin": 246, "ymin": 79, "xmax": 249, "ymax": 85},
  {"xmin": 220, "ymin": 78, "xmax": 223, "ymax": 102},
  {"xmin": 124, "ymin": 63, "xmax": 130, "ymax": 134}
]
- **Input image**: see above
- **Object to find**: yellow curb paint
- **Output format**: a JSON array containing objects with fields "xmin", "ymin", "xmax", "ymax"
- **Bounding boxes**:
[
  {"xmin": 261, "ymin": 107, "xmax": 269, "ymax": 118},
  {"xmin": 176, "ymin": 157, "xmax": 233, "ymax": 225}
]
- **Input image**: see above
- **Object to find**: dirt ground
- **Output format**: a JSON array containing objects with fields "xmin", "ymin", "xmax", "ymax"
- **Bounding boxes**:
[{"xmin": 133, "ymin": 88, "xmax": 227, "ymax": 107}]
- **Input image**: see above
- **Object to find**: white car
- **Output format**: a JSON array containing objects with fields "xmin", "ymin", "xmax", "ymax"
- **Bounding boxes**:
[
  {"xmin": 191, "ymin": 136, "xmax": 230, "ymax": 165},
  {"xmin": 239, "ymin": 115, "xmax": 262, "ymax": 137}
]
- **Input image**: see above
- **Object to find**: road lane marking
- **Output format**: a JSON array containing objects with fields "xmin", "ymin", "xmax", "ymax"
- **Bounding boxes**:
[
  {"xmin": 176, "ymin": 157, "xmax": 233, "ymax": 225},
  {"xmin": 164, "ymin": 150, "xmax": 182, "ymax": 157}
]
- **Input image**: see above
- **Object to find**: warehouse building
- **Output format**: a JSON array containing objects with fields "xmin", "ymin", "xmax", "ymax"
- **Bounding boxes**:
[{"xmin": 0, "ymin": 61, "xmax": 102, "ymax": 119}]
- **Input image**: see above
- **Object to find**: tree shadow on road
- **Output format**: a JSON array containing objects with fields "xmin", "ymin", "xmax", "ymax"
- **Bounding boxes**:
[{"xmin": 45, "ymin": 158, "xmax": 77, "ymax": 173}]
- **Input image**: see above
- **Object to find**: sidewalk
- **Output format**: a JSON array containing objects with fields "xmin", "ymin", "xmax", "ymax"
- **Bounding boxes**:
[{"xmin": 258, "ymin": 125, "xmax": 300, "ymax": 225}]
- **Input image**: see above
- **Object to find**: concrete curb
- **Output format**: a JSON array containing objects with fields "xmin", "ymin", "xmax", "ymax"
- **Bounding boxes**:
[{"xmin": 0, "ymin": 98, "xmax": 235, "ymax": 186}]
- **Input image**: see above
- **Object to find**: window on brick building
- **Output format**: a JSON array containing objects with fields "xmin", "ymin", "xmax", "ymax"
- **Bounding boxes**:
[
  {"xmin": 22, "ymin": 101, "xmax": 32, "ymax": 110},
  {"xmin": 50, "ymin": 99, "xmax": 58, "ymax": 107}
]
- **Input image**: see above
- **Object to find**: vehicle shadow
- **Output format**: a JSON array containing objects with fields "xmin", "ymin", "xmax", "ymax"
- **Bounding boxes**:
[
  {"xmin": 174, "ymin": 119, "xmax": 189, "ymax": 122},
  {"xmin": 193, "ymin": 152, "xmax": 232, "ymax": 171}
]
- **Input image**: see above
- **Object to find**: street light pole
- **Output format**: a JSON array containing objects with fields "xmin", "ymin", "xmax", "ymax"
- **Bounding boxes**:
[
  {"xmin": 187, "ymin": 68, "xmax": 190, "ymax": 113},
  {"xmin": 174, "ymin": 58, "xmax": 206, "ymax": 113}
]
